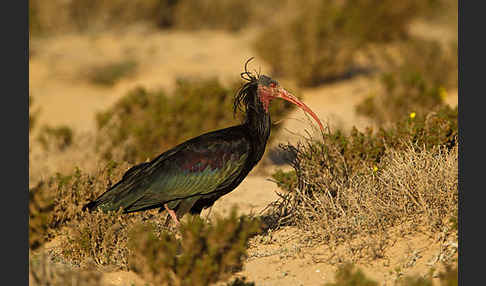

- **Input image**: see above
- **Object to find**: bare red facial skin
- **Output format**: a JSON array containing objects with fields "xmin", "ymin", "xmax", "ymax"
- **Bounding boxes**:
[{"xmin": 257, "ymin": 85, "xmax": 272, "ymax": 112}]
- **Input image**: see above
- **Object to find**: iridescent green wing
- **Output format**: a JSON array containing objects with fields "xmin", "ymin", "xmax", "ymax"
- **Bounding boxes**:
[{"xmin": 98, "ymin": 127, "xmax": 250, "ymax": 212}]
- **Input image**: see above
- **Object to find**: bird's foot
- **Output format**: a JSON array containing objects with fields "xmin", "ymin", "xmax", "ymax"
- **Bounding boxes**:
[{"xmin": 164, "ymin": 204, "xmax": 180, "ymax": 227}]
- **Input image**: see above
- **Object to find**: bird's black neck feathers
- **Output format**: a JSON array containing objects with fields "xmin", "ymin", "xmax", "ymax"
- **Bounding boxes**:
[{"xmin": 234, "ymin": 75, "xmax": 271, "ymax": 164}]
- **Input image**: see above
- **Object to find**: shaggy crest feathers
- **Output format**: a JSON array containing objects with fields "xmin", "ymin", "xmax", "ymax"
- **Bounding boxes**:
[{"xmin": 234, "ymin": 57, "xmax": 260, "ymax": 116}]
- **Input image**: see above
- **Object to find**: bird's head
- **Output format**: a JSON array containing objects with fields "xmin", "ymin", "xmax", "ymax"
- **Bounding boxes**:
[{"xmin": 235, "ymin": 58, "xmax": 324, "ymax": 132}]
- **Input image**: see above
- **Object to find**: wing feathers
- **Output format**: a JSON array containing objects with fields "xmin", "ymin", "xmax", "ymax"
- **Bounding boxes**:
[{"xmin": 86, "ymin": 127, "xmax": 251, "ymax": 213}]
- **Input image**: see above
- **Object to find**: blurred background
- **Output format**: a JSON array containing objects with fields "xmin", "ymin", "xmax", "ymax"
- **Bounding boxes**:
[{"xmin": 29, "ymin": 0, "xmax": 458, "ymax": 182}]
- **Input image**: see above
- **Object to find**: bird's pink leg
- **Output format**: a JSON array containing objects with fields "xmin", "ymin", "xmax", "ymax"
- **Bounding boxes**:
[{"xmin": 164, "ymin": 203, "xmax": 180, "ymax": 226}]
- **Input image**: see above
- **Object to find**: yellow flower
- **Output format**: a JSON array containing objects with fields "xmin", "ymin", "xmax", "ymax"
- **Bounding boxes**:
[
  {"xmin": 409, "ymin": 112, "xmax": 416, "ymax": 119},
  {"xmin": 439, "ymin": 86, "xmax": 448, "ymax": 101},
  {"xmin": 372, "ymin": 166, "xmax": 378, "ymax": 172}
]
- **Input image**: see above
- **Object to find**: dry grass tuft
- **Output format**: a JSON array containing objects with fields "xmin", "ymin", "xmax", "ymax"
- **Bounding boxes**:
[
  {"xmin": 48, "ymin": 164, "xmax": 126, "ymax": 230},
  {"xmin": 61, "ymin": 209, "xmax": 142, "ymax": 269},
  {"xmin": 29, "ymin": 161, "xmax": 131, "ymax": 250},
  {"xmin": 268, "ymin": 133, "xmax": 457, "ymax": 259},
  {"xmin": 377, "ymin": 147, "xmax": 458, "ymax": 230},
  {"xmin": 58, "ymin": 207, "xmax": 169, "ymax": 268}
]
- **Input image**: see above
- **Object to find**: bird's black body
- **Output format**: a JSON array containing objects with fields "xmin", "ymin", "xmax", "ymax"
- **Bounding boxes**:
[{"xmin": 83, "ymin": 68, "xmax": 276, "ymax": 219}]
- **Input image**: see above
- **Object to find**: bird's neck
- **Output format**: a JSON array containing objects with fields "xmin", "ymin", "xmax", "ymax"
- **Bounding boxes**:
[{"xmin": 244, "ymin": 108, "xmax": 271, "ymax": 162}]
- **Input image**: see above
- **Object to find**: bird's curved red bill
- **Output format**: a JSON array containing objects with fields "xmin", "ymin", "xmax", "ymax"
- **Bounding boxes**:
[{"xmin": 277, "ymin": 88, "xmax": 324, "ymax": 132}]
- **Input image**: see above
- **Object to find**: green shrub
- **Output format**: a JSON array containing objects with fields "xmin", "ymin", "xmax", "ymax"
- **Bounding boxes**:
[
  {"xmin": 226, "ymin": 277, "xmax": 256, "ymax": 286},
  {"xmin": 29, "ymin": 0, "xmax": 175, "ymax": 35},
  {"xmin": 354, "ymin": 104, "xmax": 457, "ymax": 154},
  {"xmin": 395, "ymin": 39, "xmax": 458, "ymax": 89},
  {"xmin": 29, "ymin": 0, "xmax": 450, "ymax": 38},
  {"xmin": 128, "ymin": 209, "xmax": 261, "ymax": 286},
  {"xmin": 29, "ymin": 163, "xmax": 161, "ymax": 267},
  {"xmin": 29, "ymin": 171, "xmax": 76, "ymax": 250},
  {"xmin": 397, "ymin": 265, "xmax": 458, "ymax": 286},
  {"xmin": 356, "ymin": 38, "xmax": 458, "ymax": 124},
  {"xmin": 324, "ymin": 263, "xmax": 378, "ymax": 286},
  {"xmin": 271, "ymin": 169, "xmax": 297, "ymax": 192},
  {"xmin": 59, "ymin": 204, "xmax": 260, "ymax": 283},
  {"xmin": 436, "ymin": 265, "xmax": 458, "ymax": 286},
  {"xmin": 29, "ymin": 161, "xmax": 163, "ymax": 262},
  {"xmin": 96, "ymin": 78, "xmax": 297, "ymax": 163},
  {"xmin": 397, "ymin": 276, "xmax": 433, "ymax": 286},
  {"xmin": 29, "ymin": 0, "xmax": 261, "ymax": 36},
  {"xmin": 417, "ymin": 0, "xmax": 458, "ymax": 27},
  {"xmin": 37, "ymin": 125, "xmax": 74, "ymax": 151},
  {"xmin": 28, "ymin": 161, "xmax": 130, "ymax": 250},
  {"xmin": 49, "ymin": 163, "xmax": 134, "ymax": 230},
  {"xmin": 86, "ymin": 59, "xmax": 138, "ymax": 86},
  {"xmin": 356, "ymin": 72, "xmax": 444, "ymax": 125},
  {"xmin": 324, "ymin": 263, "xmax": 457, "ymax": 286},
  {"xmin": 29, "ymin": 180, "xmax": 56, "ymax": 250},
  {"xmin": 68, "ymin": 0, "xmax": 172, "ymax": 31},
  {"xmin": 30, "ymin": 167, "xmax": 103, "ymax": 250},
  {"xmin": 254, "ymin": 0, "xmax": 422, "ymax": 86},
  {"xmin": 172, "ymin": 0, "xmax": 254, "ymax": 32},
  {"xmin": 29, "ymin": 168, "xmax": 92, "ymax": 250}
]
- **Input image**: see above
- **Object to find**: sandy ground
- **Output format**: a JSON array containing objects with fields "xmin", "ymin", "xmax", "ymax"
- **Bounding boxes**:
[{"xmin": 29, "ymin": 23, "xmax": 457, "ymax": 285}]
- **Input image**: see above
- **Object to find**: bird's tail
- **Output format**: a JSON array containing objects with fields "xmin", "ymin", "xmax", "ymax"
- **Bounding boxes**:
[{"xmin": 81, "ymin": 163, "xmax": 151, "ymax": 213}]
